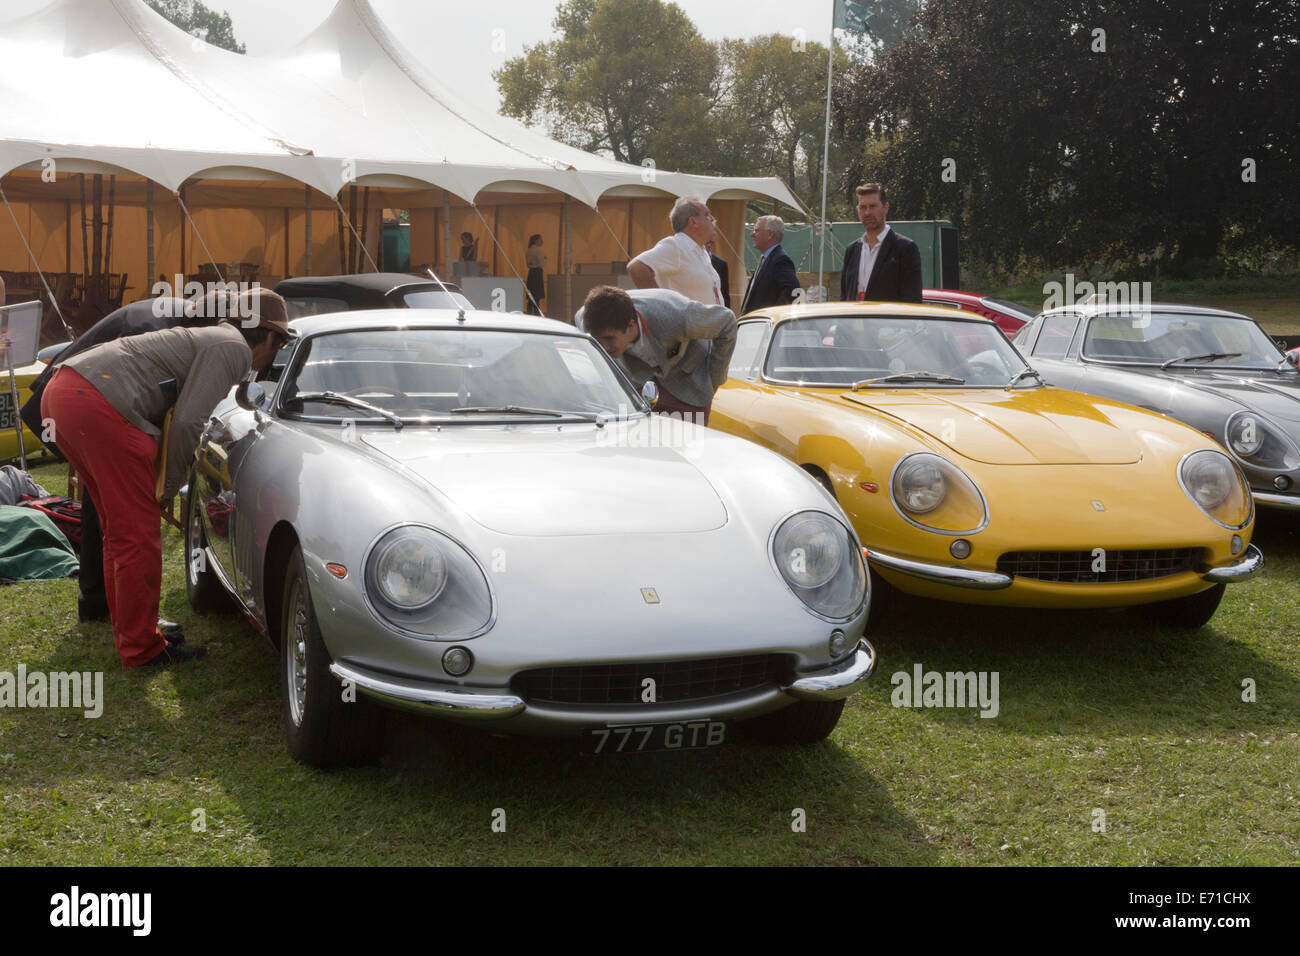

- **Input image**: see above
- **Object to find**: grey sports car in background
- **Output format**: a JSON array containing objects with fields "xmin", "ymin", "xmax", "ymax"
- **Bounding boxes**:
[
  {"xmin": 1016, "ymin": 302, "xmax": 1300, "ymax": 512},
  {"xmin": 185, "ymin": 309, "xmax": 875, "ymax": 767}
]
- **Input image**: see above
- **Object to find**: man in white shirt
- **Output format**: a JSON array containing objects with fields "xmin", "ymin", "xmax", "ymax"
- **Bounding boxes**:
[
  {"xmin": 839, "ymin": 182, "xmax": 922, "ymax": 303},
  {"xmin": 627, "ymin": 197, "xmax": 726, "ymax": 306}
]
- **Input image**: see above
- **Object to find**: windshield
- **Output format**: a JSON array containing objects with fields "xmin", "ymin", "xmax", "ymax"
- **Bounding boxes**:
[
  {"xmin": 763, "ymin": 316, "xmax": 1031, "ymax": 386},
  {"xmin": 279, "ymin": 328, "xmax": 641, "ymax": 421},
  {"xmin": 1082, "ymin": 312, "xmax": 1286, "ymax": 369}
]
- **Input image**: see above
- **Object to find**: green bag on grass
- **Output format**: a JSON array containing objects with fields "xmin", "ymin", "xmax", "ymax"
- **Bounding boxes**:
[{"xmin": 0, "ymin": 504, "xmax": 79, "ymax": 584}]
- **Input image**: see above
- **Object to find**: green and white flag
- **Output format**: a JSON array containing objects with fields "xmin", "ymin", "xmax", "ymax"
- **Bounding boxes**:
[{"xmin": 833, "ymin": 0, "xmax": 874, "ymax": 34}]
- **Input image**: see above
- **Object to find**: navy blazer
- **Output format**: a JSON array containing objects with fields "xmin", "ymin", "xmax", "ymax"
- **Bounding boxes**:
[
  {"xmin": 740, "ymin": 244, "xmax": 801, "ymax": 314},
  {"xmin": 839, "ymin": 230, "xmax": 923, "ymax": 303}
]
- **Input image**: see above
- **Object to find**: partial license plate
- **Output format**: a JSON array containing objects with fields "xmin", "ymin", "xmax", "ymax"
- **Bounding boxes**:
[
  {"xmin": 0, "ymin": 392, "xmax": 16, "ymax": 430},
  {"xmin": 587, "ymin": 720, "xmax": 727, "ymax": 755}
]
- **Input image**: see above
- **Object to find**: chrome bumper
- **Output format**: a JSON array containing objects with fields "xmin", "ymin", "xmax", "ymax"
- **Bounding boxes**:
[
  {"xmin": 1253, "ymin": 491, "xmax": 1300, "ymax": 511},
  {"xmin": 1201, "ymin": 543, "xmax": 1265, "ymax": 583},
  {"xmin": 867, "ymin": 549, "xmax": 1012, "ymax": 590},
  {"xmin": 783, "ymin": 640, "xmax": 877, "ymax": 701},
  {"xmin": 330, "ymin": 661, "xmax": 525, "ymax": 719}
]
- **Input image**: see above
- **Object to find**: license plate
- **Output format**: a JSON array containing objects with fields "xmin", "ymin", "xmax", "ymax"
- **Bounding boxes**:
[
  {"xmin": 0, "ymin": 393, "xmax": 15, "ymax": 430},
  {"xmin": 587, "ymin": 720, "xmax": 727, "ymax": 754}
]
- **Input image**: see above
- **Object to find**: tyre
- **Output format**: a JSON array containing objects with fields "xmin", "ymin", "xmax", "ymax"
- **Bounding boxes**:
[
  {"xmin": 1141, "ymin": 583, "xmax": 1226, "ymax": 629},
  {"xmin": 281, "ymin": 544, "xmax": 383, "ymax": 767},
  {"xmin": 184, "ymin": 474, "xmax": 233, "ymax": 614},
  {"xmin": 746, "ymin": 698, "xmax": 846, "ymax": 745}
]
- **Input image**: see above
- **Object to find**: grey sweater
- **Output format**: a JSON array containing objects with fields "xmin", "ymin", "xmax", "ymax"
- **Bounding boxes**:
[
  {"xmin": 578, "ymin": 288, "xmax": 737, "ymax": 406},
  {"xmin": 60, "ymin": 323, "xmax": 251, "ymax": 498}
]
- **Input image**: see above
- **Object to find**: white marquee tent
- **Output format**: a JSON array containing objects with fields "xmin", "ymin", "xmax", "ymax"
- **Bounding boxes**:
[{"xmin": 0, "ymin": 0, "xmax": 803, "ymax": 331}]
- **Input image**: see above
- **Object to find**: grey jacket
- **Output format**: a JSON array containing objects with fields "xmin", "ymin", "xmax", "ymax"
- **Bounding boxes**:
[
  {"xmin": 60, "ymin": 323, "xmax": 251, "ymax": 498},
  {"xmin": 579, "ymin": 288, "xmax": 737, "ymax": 407}
]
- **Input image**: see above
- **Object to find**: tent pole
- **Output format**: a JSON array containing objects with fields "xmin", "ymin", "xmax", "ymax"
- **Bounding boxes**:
[
  {"xmin": 333, "ymin": 198, "xmax": 380, "ymax": 273},
  {"xmin": 442, "ymin": 191, "xmax": 452, "ymax": 277},
  {"xmin": 79, "ymin": 175, "xmax": 88, "ymax": 285},
  {"xmin": 146, "ymin": 181, "xmax": 155, "ymax": 293},
  {"xmin": 64, "ymin": 198, "xmax": 71, "ymax": 275},
  {"xmin": 563, "ymin": 197, "xmax": 572, "ymax": 321},
  {"xmin": 304, "ymin": 185, "xmax": 312, "ymax": 277},
  {"xmin": 336, "ymin": 205, "xmax": 345, "ymax": 275},
  {"xmin": 359, "ymin": 187, "xmax": 372, "ymax": 273},
  {"xmin": 283, "ymin": 206, "xmax": 290, "ymax": 279},
  {"xmin": 179, "ymin": 184, "xmax": 187, "ymax": 283}
]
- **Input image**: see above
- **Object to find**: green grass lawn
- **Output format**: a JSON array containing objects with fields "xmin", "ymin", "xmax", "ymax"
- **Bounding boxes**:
[{"xmin": 3, "ymin": 465, "xmax": 1298, "ymax": 867}]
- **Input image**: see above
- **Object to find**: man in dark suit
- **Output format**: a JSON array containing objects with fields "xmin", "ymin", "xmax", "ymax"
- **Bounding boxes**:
[
  {"xmin": 740, "ymin": 216, "xmax": 801, "ymax": 313},
  {"xmin": 705, "ymin": 240, "xmax": 731, "ymax": 310},
  {"xmin": 839, "ymin": 183, "xmax": 923, "ymax": 303}
]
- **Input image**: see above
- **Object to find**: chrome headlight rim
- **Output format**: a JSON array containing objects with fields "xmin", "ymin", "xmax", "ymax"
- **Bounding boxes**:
[
  {"xmin": 767, "ymin": 509, "xmax": 869, "ymax": 624},
  {"xmin": 360, "ymin": 522, "xmax": 497, "ymax": 641},
  {"xmin": 1176, "ymin": 448, "xmax": 1254, "ymax": 530},
  {"xmin": 368, "ymin": 527, "xmax": 449, "ymax": 611},
  {"xmin": 888, "ymin": 451, "xmax": 990, "ymax": 536},
  {"xmin": 1224, "ymin": 410, "xmax": 1300, "ymax": 473}
]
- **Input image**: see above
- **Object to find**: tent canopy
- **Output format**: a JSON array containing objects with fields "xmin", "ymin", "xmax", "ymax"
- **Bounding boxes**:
[{"xmin": 0, "ymin": 0, "xmax": 803, "ymax": 209}]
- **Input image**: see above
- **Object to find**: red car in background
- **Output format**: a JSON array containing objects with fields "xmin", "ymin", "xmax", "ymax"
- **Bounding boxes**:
[{"xmin": 922, "ymin": 289, "xmax": 1037, "ymax": 337}]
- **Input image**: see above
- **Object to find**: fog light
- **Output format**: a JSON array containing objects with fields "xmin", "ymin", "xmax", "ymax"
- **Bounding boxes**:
[
  {"xmin": 442, "ymin": 646, "xmax": 473, "ymax": 677},
  {"xmin": 1275, "ymin": 475, "xmax": 1291, "ymax": 490},
  {"xmin": 950, "ymin": 539, "xmax": 972, "ymax": 560},
  {"xmin": 1231, "ymin": 535, "xmax": 1243, "ymax": 555},
  {"xmin": 829, "ymin": 629, "xmax": 851, "ymax": 658}
]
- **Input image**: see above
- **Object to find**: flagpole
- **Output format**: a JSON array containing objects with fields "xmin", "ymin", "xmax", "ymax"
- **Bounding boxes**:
[{"xmin": 818, "ymin": 15, "xmax": 834, "ymax": 302}]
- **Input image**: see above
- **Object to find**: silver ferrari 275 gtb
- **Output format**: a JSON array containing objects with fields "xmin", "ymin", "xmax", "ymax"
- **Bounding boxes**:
[{"xmin": 185, "ymin": 309, "xmax": 875, "ymax": 767}]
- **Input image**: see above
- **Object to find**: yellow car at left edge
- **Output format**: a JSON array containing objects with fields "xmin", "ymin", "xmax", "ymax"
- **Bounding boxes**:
[
  {"xmin": 0, "ymin": 359, "xmax": 48, "ymax": 463},
  {"xmin": 710, "ymin": 302, "xmax": 1263, "ymax": 628}
]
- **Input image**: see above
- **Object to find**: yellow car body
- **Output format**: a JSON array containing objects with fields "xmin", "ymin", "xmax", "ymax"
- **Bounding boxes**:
[
  {"xmin": 0, "ymin": 360, "xmax": 48, "ymax": 463},
  {"xmin": 710, "ymin": 303, "xmax": 1261, "ymax": 612}
]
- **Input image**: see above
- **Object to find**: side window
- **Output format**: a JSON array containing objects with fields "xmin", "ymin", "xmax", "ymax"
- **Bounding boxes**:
[
  {"xmin": 729, "ymin": 320, "xmax": 771, "ymax": 380},
  {"xmin": 1033, "ymin": 314, "xmax": 1080, "ymax": 360}
]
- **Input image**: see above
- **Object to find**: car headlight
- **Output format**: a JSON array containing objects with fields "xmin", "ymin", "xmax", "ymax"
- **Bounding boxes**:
[
  {"xmin": 364, "ymin": 525, "xmax": 493, "ymax": 638},
  {"xmin": 889, "ymin": 452, "xmax": 988, "ymax": 534},
  {"xmin": 1178, "ymin": 449, "xmax": 1252, "ymax": 529},
  {"xmin": 772, "ymin": 511, "xmax": 867, "ymax": 621},
  {"xmin": 1225, "ymin": 411, "xmax": 1300, "ymax": 471}
]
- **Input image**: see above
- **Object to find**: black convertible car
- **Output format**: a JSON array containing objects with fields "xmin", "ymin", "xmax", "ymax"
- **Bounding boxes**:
[{"xmin": 274, "ymin": 273, "xmax": 471, "ymax": 318}]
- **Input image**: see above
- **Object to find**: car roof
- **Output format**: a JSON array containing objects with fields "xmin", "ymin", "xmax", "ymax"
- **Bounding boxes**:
[
  {"xmin": 287, "ymin": 308, "xmax": 586, "ymax": 338},
  {"xmin": 274, "ymin": 273, "xmax": 459, "ymax": 298},
  {"xmin": 750, "ymin": 301, "xmax": 997, "ymax": 325},
  {"xmin": 1041, "ymin": 302, "xmax": 1252, "ymax": 320}
]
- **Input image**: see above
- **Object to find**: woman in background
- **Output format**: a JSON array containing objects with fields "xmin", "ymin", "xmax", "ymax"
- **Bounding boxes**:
[{"xmin": 525, "ymin": 234, "xmax": 546, "ymax": 316}]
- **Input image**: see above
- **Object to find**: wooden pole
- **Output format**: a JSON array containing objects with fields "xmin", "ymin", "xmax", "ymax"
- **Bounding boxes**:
[
  {"xmin": 442, "ymin": 190, "xmax": 452, "ymax": 277},
  {"xmin": 146, "ymin": 180, "xmax": 155, "ymax": 291},
  {"xmin": 104, "ymin": 174, "xmax": 116, "ymax": 281},
  {"xmin": 304, "ymin": 184, "xmax": 312, "ymax": 276},
  {"xmin": 283, "ymin": 206, "xmax": 290, "ymax": 279},
  {"xmin": 336, "ymin": 205, "xmax": 346, "ymax": 275},
  {"xmin": 359, "ymin": 186, "xmax": 371, "ymax": 273},
  {"xmin": 347, "ymin": 185, "xmax": 358, "ymax": 273},
  {"xmin": 64, "ymin": 198, "xmax": 71, "ymax": 274},
  {"xmin": 179, "ymin": 185, "xmax": 187, "ymax": 281},
  {"xmin": 563, "ymin": 196, "xmax": 572, "ymax": 321},
  {"xmin": 79, "ymin": 174, "xmax": 88, "ymax": 284}
]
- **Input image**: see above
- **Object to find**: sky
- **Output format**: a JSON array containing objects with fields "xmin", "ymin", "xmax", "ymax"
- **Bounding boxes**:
[{"xmin": 7, "ymin": 0, "xmax": 841, "ymax": 114}]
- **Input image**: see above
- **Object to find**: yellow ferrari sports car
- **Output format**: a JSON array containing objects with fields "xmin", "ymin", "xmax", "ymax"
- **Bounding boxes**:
[{"xmin": 710, "ymin": 303, "xmax": 1263, "ymax": 627}]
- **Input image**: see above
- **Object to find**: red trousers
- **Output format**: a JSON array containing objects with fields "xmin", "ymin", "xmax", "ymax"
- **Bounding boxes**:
[
  {"xmin": 42, "ymin": 368, "xmax": 167, "ymax": 667},
  {"xmin": 655, "ymin": 384, "xmax": 711, "ymax": 427}
]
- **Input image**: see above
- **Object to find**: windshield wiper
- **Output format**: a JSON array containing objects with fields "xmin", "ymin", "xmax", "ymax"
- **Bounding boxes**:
[
  {"xmin": 285, "ymin": 391, "xmax": 404, "ymax": 428},
  {"xmin": 1160, "ymin": 352, "xmax": 1243, "ymax": 370},
  {"xmin": 1005, "ymin": 368, "xmax": 1045, "ymax": 389},
  {"xmin": 449, "ymin": 405, "xmax": 599, "ymax": 420},
  {"xmin": 851, "ymin": 372, "xmax": 966, "ymax": 389}
]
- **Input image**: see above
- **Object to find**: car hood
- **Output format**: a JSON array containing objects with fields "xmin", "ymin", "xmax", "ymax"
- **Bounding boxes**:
[
  {"xmin": 1152, "ymin": 369, "xmax": 1300, "ymax": 424},
  {"xmin": 359, "ymin": 425, "xmax": 728, "ymax": 536},
  {"xmin": 838, "ymin": 388, "xmax": 1142, "ymax": 465}
]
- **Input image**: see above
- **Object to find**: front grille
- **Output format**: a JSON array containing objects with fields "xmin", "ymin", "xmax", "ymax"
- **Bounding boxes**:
[
  {"xmin": 512, "ymin": 654, "xmax": 790, "ymax": 706},
  {"xmin": 997, "ymin": 548, "xmax": 1205, "ymax": 583}
]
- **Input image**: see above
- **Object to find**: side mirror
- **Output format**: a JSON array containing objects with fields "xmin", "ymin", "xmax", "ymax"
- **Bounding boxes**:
[
  {"xmin": 641, "ymin": 380, "xmax": 659, "ymax": 408},
  {"xmin": 1287, "ymin": 350, "xmax": 1299, "ymax": 367},
  {"xmin": 235, "ymin": 380, "xmax": 266, "ymax": 411}
]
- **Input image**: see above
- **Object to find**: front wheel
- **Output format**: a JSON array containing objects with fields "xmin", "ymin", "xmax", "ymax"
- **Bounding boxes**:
[
  {"xmin": 1141, "ymin": 583, "xmax": 1226, "ymax": 629},
  {"xmin": 281, "ymin": 544, "xmax": 383, "ymax": 767},
  {"xmin": 745, "ymin": 699, "xmax": 846, "ymax": 745}
]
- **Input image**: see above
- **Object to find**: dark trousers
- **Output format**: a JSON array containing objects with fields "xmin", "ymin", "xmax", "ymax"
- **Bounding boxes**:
[
  {"xmin": 78, "ymin": 491, "xmax": 107, "ymax": 616},
  {"xmin": 655, "ymin": 385, "xmax": 711, "ymax": 427}
]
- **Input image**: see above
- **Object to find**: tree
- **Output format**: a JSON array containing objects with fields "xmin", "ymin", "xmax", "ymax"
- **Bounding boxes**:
[
  {"xmin": 145, "ymin": 0, "xmax": 246, "ymax": 54},
  {"xmin": 495, "ymin": 0, "xmax": 719, "ymax": 169},
  {"xmin": 836, "ymin": 0, "xmax": 1299, "ymax": 274}
]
